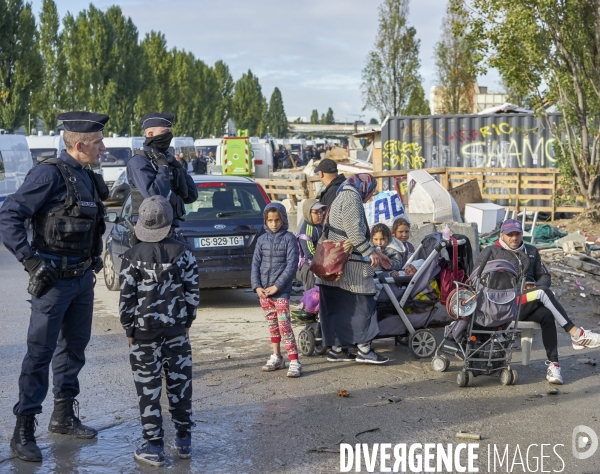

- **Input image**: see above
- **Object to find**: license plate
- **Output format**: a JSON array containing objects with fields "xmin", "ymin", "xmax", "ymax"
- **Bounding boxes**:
[{"xmin": 195, "ymin": 236, "xmax": 244, "ymax": 248}]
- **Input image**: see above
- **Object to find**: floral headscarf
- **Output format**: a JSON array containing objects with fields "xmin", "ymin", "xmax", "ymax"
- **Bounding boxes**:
[{"xmin": 336, "ymin": 173, "xmax": 376, "ymax": 200}]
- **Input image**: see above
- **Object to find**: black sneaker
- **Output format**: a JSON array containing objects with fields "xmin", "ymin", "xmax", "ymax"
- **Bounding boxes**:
[
  {"xmin": 355, "ymin": 350, "xmax": 389, "ymax": 365},
  {"xmin": 326, "ymin": 349, "xmax": 357, "ymax": 362}
]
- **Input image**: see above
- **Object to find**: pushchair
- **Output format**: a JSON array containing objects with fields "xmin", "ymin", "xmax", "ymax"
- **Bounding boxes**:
[
  {"xmin": 295, "ymin": 287, "xmax": 328, "ymax": 356},
  {"xmin": 431, "ymin": 246, "xmax": 529, "ymax": 387},
  {"xmin": 375, "ymin": 233, "xmax": 471, "ymax": 358}
]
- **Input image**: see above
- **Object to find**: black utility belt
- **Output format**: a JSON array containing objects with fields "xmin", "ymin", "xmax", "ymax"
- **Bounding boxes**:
[{"xmin": 50, "ymin": 258, "xmax": 93, "ymax": 278}]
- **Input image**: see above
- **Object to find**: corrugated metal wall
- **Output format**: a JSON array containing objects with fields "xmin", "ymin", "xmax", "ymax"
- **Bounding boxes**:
[{"xmin": 381, "ymin": 113, "xmax": 561, "ymax": 171}]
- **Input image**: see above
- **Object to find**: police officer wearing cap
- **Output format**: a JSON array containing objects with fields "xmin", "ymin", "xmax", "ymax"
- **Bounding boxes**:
[
  {"xmin": 0, "ymin": 111, "xmax": 110, "ymax": 462},
  {"xmin": 127, "ymin": 113, "xmax": 198, "ymax": 234}
]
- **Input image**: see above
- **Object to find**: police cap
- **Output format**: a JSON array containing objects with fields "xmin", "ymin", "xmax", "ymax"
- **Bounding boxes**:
[
  {"xmin": 58, "ymin": 111, "xmax": 109, "ymax": 132},
  {"xmin": 140, "ymin": 112, "xmax": 174, "ymax": 129}
]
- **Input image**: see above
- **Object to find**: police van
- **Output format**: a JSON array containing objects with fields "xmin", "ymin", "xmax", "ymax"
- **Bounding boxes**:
[
  {"xmin": 26, "ymin": 133, "xmax": 66, "ymax": 165},
  {"xmin": 101, "ymin": 136, "xmax": 145, "ymax": 188},
  {"xmin": 0, "ymin": 134, "xmax": 34, "ymax": 205}
]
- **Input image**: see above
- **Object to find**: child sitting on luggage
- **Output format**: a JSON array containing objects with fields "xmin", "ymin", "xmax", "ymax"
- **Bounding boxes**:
[{"xmin": 371, "ymin": 223, "xmax": 403, "ymax": 271}]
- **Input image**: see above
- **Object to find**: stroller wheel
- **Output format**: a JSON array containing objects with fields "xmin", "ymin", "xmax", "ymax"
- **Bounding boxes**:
[
  {"xmin": 409, "ymin": 330, "xmax": 437, "ymax": 358},
  {"xmin": 431, "ymin": 355, "xmax": 450, "ymax": 372},
  {"xmin": 456, "ymin": 370, "xmax": 470, "ymax": 388},
  {"xmin": 466, "ymin": 370, "xmax": 474, "ymax": 386},
  {"xmin": 500, "ymin": 368, "xmax": 514, "ymax": 386},
  {"xmin": 297, "ymin": 329, "xmax": 315, "ymax": 356},
  {"xmin": 314, "ymin": 337, "xmax": 328, "ymax": 356},
  {"xmin": 510, "ymin": 369, "xmax": 518, "ymax": 385}
]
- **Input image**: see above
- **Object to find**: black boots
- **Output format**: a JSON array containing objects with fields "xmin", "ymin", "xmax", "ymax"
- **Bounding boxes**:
[
  {"xmin": 11, "ymin": 414, "xmax": 42, "ymax": 462},
  {"xmin": 48, "ymin": 397, "xmax": 98, "ymax": 439}
]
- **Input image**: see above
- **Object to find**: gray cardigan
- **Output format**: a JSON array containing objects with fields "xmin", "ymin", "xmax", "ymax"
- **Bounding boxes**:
[{"xmin": 316, "ymin": 186, "xmax": 376, "ymax": 294}]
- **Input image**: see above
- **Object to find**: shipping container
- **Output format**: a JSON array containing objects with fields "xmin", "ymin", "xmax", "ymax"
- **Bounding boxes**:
[
  {"xmin": 381, "ymin": 113, "xmax": 561, "ymax": 171},
  {"xmin": 381, "ymin": 113, "xmax": 563, "ymax": 207}
]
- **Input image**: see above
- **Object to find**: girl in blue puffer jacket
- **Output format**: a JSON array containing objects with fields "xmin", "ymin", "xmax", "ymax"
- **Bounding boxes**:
[{"xmin": 251, "ymin": 202, "xmax": 301, "ymax": 377}]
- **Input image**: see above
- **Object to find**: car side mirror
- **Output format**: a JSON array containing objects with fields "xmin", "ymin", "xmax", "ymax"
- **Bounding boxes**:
[{"xmin": 105, "ymin": 211, "xmax": 119, "ymax": 223}]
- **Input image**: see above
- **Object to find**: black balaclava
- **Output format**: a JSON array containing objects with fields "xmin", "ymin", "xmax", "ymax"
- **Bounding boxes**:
[{"xmin": 144, "ymin": 131, "xmax": 173, "ymax": 153}]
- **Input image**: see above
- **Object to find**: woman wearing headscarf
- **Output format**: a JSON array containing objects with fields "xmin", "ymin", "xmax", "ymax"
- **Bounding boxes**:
[{"xmin": 317, "ymin": 174, "xmax": 391, "ymax": 364}]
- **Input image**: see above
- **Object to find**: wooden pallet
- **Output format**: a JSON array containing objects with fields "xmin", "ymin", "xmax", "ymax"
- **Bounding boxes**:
[{"xmin": 254, "ymin": 178, "xmax": 307, "ymax": 204}]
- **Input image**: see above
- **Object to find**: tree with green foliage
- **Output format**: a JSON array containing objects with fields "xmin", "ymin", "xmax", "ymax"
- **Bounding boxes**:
[
  {"xmin": 324, "ymin": 107, "xmax": 335, "ymax": 124},
  {"xmin": 369, "ymin": 117, "xmax": 379, "ymax": 124},
  {"xmin": 103, "ymin": 6, "xmax": 143, "ymax": 135},
  {"xmin": 61, "ymin": 5, "xmax": 142, "ymax": 135},
  {"xmin": 134, "ymin": 31, "xmax": 175, "ymax": 134},
  {"xmin": 266, "ymin": 87, "xmax": 288, "ymax": 137},
  {"xmin": 361, "ymin": 0, "xmax": 422, "ymax": 119},
  {"xmin": 0, "ymin": 0, "xmax": 43, "ymax": 132},
  {"xmin": 310, "ymin": 109, "xmax": 319, "ymax": 124},
  {"xmin": 213, "ymin": 60, "xmax": 234, "ymax": 136},
  {"xmin": 231, "ymin": 70, "xmax": 264, "ymax": 136},
  {"xmin": 405, "ymin": 84, "xmax": 431, "ymax": 115},
  {"xmin": 433, "ymin": 3, "xmax": 475, "ymax": 114},
  {"xmin": 452, "ymin": 0, "xmax": 600, "ymax": 203},
  {"xmin": 34, "ymin": 0, "xmax": 67, "ymax": 133}
]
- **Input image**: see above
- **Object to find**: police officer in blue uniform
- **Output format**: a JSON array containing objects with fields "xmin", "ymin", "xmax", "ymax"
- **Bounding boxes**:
[
  {"xmin": 127, "ymin": 113, "xmax": 198, "ymax": 231},
  {"xmin": 0, "ymin": 111, "xmax": 110, "ymax": 462}
]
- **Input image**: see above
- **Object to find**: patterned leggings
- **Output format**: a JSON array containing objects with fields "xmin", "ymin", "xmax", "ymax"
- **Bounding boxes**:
[{"xmin": 260, "ymin": 297, "xmax": 298, "ymax": 360}]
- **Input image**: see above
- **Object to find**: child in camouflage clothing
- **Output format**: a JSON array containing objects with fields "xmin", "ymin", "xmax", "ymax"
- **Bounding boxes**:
[{"xmin": 119, "ymin": 195, "xmax": 200, "ymax": 466}]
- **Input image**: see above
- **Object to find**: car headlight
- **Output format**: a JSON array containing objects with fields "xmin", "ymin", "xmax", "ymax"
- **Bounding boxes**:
[{"xmin": 112, "ymin": 173, "xmax": 128, "ymax": 188}]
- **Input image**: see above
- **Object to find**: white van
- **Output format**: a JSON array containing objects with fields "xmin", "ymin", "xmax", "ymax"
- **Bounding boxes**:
[
  {"xmin": 170, "ymin": 137, "xmax": 195, "ymax": 171},
  {"xmin": 194, "ymin": 138, "xmax": 221, "ymax": 161},
  {"xmin": 249, "ymin": 137, "xmax": 275, "ymax": 178},
  {"xmin": 26, "ymin": 134, "xmax": 66, "ymax": 165},
  {"xmin": 0, "ymin": 134, "xmax": 33, "ymax": 205},
  {"xmin": 101, "ymin": 136, "xmax": 145, "ymax": 187}
]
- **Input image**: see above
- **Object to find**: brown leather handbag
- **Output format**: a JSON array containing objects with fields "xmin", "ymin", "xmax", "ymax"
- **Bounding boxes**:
[{"xmin": 309, "ymin": 205, "xmax": 353, "ymax": 282}]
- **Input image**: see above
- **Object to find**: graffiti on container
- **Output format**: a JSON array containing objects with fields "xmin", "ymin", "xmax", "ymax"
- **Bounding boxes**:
[
  {"xmin": 383, "ymin": 140, "xmax": 424, "ymax": 169},
  {"xmin": 401, "ymin": 121, "xmax": 445, "ymax": 142},
  {"xmin": 461, "ymin": 136, "xmax": 556, "ymax": 168},
  {"xmin": 480, "ymin": 122, "xmax": 514, "ymax": 138},
  {"xmin": 448, "ymin": 129, "xmax": 479, "ymax": 143}
]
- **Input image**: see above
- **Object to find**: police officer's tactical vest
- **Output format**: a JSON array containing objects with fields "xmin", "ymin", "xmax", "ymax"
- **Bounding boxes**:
[
  {"xmin": 130, "ymin": 150, "xmax": 188, "ymax": 220},
  {"xmin": 32, "ymin": 158, "xmax": 106, "ymax": 258}
]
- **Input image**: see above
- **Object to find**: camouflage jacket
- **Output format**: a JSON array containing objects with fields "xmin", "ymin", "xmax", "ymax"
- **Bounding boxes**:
[{"xmin": 119, "ymin": 238, "xmax": 200, "ymax": 338}]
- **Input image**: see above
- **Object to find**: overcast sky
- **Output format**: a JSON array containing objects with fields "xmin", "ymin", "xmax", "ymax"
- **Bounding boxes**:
[{"xmin": 33, "ymin": 0, "xmax": 501, "ymax": 122}]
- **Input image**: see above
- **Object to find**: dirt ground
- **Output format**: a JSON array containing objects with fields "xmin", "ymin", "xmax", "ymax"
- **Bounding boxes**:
[
  {"xmin": 1, "ymin": 226, "xmax": 600, "ymax": 473},
  {"xmin": 553, "ymin": 207, "xmax": 600, "ymax": 236}
]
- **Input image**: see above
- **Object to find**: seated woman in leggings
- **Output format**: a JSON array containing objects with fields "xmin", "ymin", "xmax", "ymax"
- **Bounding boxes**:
[{"xmin": 487, "ymin": 219, "xmax": 600, "ymax": 385}]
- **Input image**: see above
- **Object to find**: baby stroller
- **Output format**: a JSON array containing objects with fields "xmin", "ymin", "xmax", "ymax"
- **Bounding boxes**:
[
  {"xmin": 375, "ymin": 233, "xmax": 470, "ymax": 358},
  {"xmin": 431, "ymin": 246, "xmax": 529, "ymax": 387},
  {"xmin": 295, "ymin": 287, "xmax": 328, "ymax": 356}
]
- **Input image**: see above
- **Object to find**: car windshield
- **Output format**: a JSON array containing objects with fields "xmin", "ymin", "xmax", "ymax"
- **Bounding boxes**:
[
  {"xmin": 185, "ymin": 183, "xmax": 267, "ymax": 220},
  {"xmin": 30, "ymin": 148, "xmax": 57, "ymax": 164},
  {"xmin": 100, "ymin": 148, "xmax": 131, "ymax": 166},
  {"xmin": 195, "ymin": 145, "xmax": 217, "ymax": 156}
]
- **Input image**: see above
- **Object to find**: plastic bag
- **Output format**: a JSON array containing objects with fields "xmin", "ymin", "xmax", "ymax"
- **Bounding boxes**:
[{"xmin": 300, "ymin": 287, "xmax": 320, "ymax": 314}]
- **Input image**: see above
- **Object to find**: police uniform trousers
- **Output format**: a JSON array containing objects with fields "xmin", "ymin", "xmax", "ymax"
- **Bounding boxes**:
[
  {"xmin": 14, "ymin": 267, "xmax": 94, "ymax": 416},
  {"xmin": 129, "ymin": 333, "xmax": 193, "ymax": 441}
]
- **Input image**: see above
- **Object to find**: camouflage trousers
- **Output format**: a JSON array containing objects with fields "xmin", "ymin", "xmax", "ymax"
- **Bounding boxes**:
[{"xmin": 129, "ymin": 334, "xmax": 193, "ymax": 441}]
